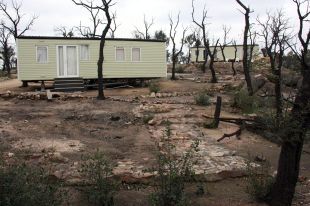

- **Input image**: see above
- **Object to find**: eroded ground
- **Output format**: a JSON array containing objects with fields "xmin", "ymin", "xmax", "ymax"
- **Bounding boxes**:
[{"xmin": 0, "ymin": 75, "xmax": 310, "ymax": 206}]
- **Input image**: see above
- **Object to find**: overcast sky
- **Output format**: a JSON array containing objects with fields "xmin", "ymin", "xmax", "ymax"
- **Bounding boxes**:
[{"xmin": 1, "ymin": 0, "xmax": 303, "ymax": 45}]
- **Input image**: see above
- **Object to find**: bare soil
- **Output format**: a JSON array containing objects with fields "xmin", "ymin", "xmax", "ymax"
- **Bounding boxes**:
[{"xmin": 0, "ymin": 70, "xmax": 309, "ymax": 206}]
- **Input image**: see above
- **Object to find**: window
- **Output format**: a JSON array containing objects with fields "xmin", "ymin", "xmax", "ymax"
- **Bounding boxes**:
[
  {"xmin": 116, "ymin": 47, "xmax": 125, "ymax": 61},
  {"xmin": 36, "ymin": 46, "xmax": 48, "ymax": 63},
  {"xmin": 80, "ymin": 45, "xmax": 89, "ymax": 60},
  {"xmin": 132, "ymin": 48, "xmax": 141, "ymax": 61}
]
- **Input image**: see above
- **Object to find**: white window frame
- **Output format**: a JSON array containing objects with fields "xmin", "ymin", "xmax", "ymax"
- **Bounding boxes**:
[
  {"xmin": 36, "ymin": 46, "xmax": 48, "ymax": 64},
  {"xmin": 115, "ymin": 47, "xmax": 125, "ymax": 62},
  {"xmin": 56, "ymin": 45, "xmax": 80, "ymax": 78},
  {"xmin": 131, "ymin": 47, "xmax": 141, "ymax": 62},
  {"xmin": 80, "ymin": 44, "xmax": 90, "ymax": 61}
]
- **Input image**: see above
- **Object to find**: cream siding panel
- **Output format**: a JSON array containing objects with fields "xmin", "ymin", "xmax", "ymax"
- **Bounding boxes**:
[{"xmin": 18, "ymin": 38, "xmax": 166, "ymax": 80}]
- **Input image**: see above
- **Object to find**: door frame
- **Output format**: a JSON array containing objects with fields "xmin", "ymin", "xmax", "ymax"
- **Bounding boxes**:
[{"xmin": 56, "ymin": 45, "xmax": 80, "ymax": 78}]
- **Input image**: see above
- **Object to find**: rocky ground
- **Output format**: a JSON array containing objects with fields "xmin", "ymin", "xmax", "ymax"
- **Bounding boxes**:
[{"xmin": 0, "ymin": 68, "xmax": 309, "ymax": 205}]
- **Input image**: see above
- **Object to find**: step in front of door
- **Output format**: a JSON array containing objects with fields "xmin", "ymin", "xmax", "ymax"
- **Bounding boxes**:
[{"xmin": 53, "ymin": 78, "xmax": 85, "ymax": 92}]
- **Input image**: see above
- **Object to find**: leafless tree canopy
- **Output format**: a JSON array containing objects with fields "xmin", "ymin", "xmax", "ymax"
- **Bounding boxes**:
[
  {"xmin": 192, "ymin": 0, "xmax": 218, "ymax": 82},
  {"xmin": 134, "ymin": 15, "xmax": 154, "ymax": 39},
  {"xmin": 109, "ymin": 12, "xmax": 120, "ymax": 38},
  {"xmin": 169, "ymin": 12, "xmax": 187, "ymax": 80},
  {"xmin": 73, "ymin": 0, "xmax": 105, "ymax": 38},
  {"xmin": 54, "ymin": 26, "xmax": 75, "ymax": 38},
  {"xmin": 0, "ymin": 0, "xmax": 37, "ymax": 40},
  {"xmin": 71, "ymin": 0, "xmax": 114, "ymax": 100},
  {"xmin": 219, "ymin": 25, "xmax": 232, "ymax": 62},
  {"xmin": 257, "ymin": 10, "xmax": 290, "ymax": 126}
]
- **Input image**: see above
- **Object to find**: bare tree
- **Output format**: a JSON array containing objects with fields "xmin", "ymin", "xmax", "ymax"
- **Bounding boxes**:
[
  {"xmin": 0, "ymin": 0, "xmax": 37, "ymax": 40},
  {"xmin": 109, "ymin": 11, "xmax": 119, "ymax": 38},
  {"xmin": 236, "ymin": 0, "xmax": 254, "ymax": 95},
  {"xmin": 191, "ymin": 0, "xmax": 208, "ymax": 73},
  {"xmin": 169, "ymin": 13, "xmax": 187, "ymax": 80},
  {"xmin": 54, "ymin": 26, "xmax": 75, "ymax": 37},
  {"xmin": 72, "ymin": 0, "xmax": 114, "ymax": 100},
  {"xmin": 134, "ymin": 15, "xmax": 154, "ymax": 40},
  {"xmin": 231, "ymin": 40, "xmax": 238, "ymax": 76},
  {"xmin": 270, "ymin": 1, "xmax": 310, "ymax": 205},
  {"xmin": 0, "ymin": 26, "xmax": 13, "ymax": 77},
  {"xmin": 206, "ymin": 38, "xmax": 219, "ymax": 83},
  {"xmin": 75, "ymin": 0, "xmax": 103, "ymax": 38},
  {"xmin": 192, "ymin": 0, "xmax": 217, "ymax": 83},
  {"xmin": 193, "ymin": 30, "xmax": 202, "ymax": 63},
  {"xmin": 185, "ymin": 32, "xmax": 196, "ymax": 64},
  {"xmin": 257, "ymin": 11, "xmax": 290, "ymax": 126},
  {"xmin": 219, "ymin": 25, "xmax": 232, "ymax": 62}
]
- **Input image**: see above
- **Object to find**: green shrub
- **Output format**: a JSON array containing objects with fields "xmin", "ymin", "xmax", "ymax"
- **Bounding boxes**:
[
  {"xmin": 232, "ymin": 90, "xmax": 259, "ymax": 113},
  {"xmin": 195, "ymin": 91, "xmax": 211, "ymax": 106},
  {"xmin": 149, "ymin": 81, "xmax": 161, "ymax": 93},
  {"xmin": 246, "ymin": 160, "xmax": 274, "ymax": 202},
  {"xmin": 81, "ymin": 150, "xmax": 117, "ymax": 206},
  {"xmin": 0, "ymin": 163, "xmax": 64, "ymax": 206},
  {"xmin": 149, "ymin": 123, "xmax": 199, "ymax": 206}
]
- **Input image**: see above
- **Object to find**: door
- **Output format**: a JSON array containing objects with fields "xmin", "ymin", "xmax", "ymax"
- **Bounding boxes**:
[{"xmin": 57, "ymin": 46, "xmax": 79, "ymax": 77}]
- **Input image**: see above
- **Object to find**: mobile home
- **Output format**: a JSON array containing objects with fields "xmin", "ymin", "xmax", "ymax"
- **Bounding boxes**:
[
  {"xmin": 17, "ymin": 36, "xmax": 167, "ymax": 87},
  {"xmin": 190, "ymin": 45, "xmax": 261, "ymax": 63}
]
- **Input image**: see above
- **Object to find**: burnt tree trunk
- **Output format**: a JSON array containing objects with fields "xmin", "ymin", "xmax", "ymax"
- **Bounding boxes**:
[
  {"xmin": 209, "ymin": 57, "xmax": 217, "ymax": 83},
  {"xmin": 213, "ymin": 96, "xmax": 222, "ymax": 128},
  {"xmin": 205, "ymin": 39, "xmax": 219, "ymax": 83},
  {"xmin": 231, "ymin": 61, "xmax": 236, "ymax": 76},
  {"xmin": 195, "ymin": 46, "xmax": 199, "ymax": 63},
  {"xmin": 3, "ymin": 47, "xmax": 11, "ymax": 78},
  {"xmin": 97, "ymin": 5, "xmax": 112, "ymax": 100},
  {"xmin": 237, "ymin": 0, "xmax": 254, "ymax": 95},
  {"xmin": 231, "ymin": 43, "xmax": 238, "ymax": 76},
  {"xmin": 202, "ymin": 49, "xmax": 207, "ymax": 73},
  {"xmin": 242, "ymin": 11, "xmax": 253, "ymax": 95},
  {"xmin": 171, "ymin": 52, "xmax": 176, "ymax": 80},
  {"xmin": 274, "ymin": 67, "xmax": 283, "ymax": 126},
  {"xmin": 220, "ymin": 45, "xmax": 226, "ymax": 62},
  {"xmin": 271, "ymin": 69, "xmax": 310, "ymax": 206}
]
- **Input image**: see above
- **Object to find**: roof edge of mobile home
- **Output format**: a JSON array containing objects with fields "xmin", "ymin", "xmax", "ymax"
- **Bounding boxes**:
[
  {"xmin": 191, "ymin": 44, "xmax": 260, "ymax": 49},
  {"xmin": 17, "ymin": 36, "xmax": 166, "ymax": 43}
]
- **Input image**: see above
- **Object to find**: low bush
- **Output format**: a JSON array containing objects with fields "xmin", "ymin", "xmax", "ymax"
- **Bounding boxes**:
[
  {"xmin": 246, "ymin": 160, "xmax": 274, "ymax": 202},
  {"xmin": 149, "ymin": 80, "xmax": 161, "ymax": 93},
  {"xmin": 0, "ymin": 162, "xmax": 64, "ymax": 206},
  {"xmin": 81, "ymin": 150, "xmax": 117, "ymax": 206},
  {"xmin": 149, "ymin": 123, "xmax": 200, "ymax": 206},
  {"xmin": 232, "ymin": 90, "xmax": 259, "ymax": 113},
  {"xmin": 195, "ymin": 91, "xmax": 211, "ymax": 106}
]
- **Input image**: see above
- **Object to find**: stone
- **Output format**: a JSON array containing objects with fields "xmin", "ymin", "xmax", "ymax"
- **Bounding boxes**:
[
  {"xmin": 46, "ymin": 90, "xmax": 53, "ymax": 100},
  {"xmin": 148, "ymin": 119, "xmax": 156, "ymax": 126},
  {"xmin": 7, "ymin": 152, "xmax": 14, "ymax": 158},
  {"xmin": 156, "ymin": 93, "xmax": 162, "ymax": 98},
  {"xmin": 150, "ymin": 92, "xmax": 156, "ymax": 98}
]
